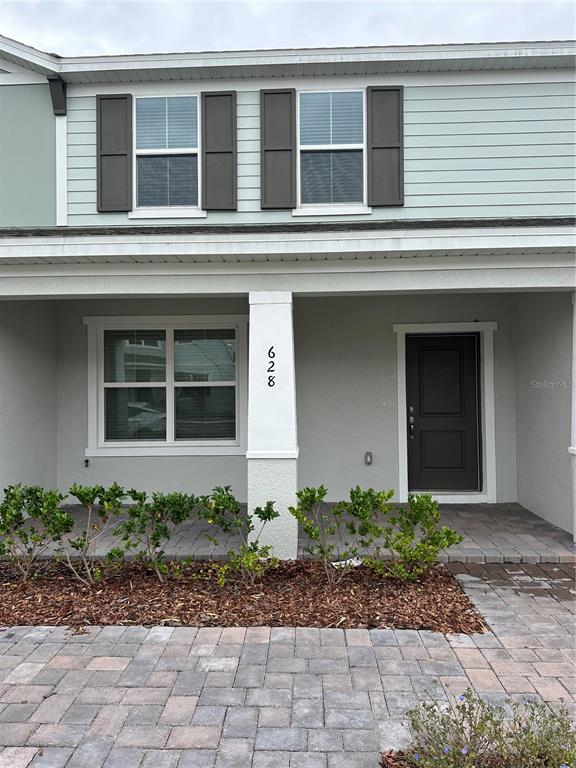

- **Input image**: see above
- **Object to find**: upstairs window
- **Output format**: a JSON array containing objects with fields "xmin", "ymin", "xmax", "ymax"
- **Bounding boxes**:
[
  {"xmin": 135, "ymin": 96, "xmax": 199, "ymax": 208},
  {"xmin": 298, "ymin": 91, "xmax": 365, "ymax": 206}
]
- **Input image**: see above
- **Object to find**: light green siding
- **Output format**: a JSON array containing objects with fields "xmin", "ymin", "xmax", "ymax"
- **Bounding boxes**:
[
  {"xmin": 67, "ymin": 80, "xmax": 576, "ymax": 226},
  {"xmin": 0, "ymin": 84, "xmax": 56, "ymax": 226}
]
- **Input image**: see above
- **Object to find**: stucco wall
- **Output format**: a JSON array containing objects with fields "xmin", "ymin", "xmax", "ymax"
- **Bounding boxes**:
[
  {"xmin": 56, "ymin": 297, "xmax": 249, "ymax": 496},
  {"xmin": 44, "ymin": 291, "xmax": 571, "ymax": 529},
  {"xmin": 293, "ymin": 294, "xmax": 519, "ymax": 502},
  {"xmin": 0, "ymin": 84, "xmax": 55, "ymax": 226},
  {"xmin": 0, "ymin": 301, "xmax": 58, "ymax": 490},
  {"xmin": 515, "ymin": 293, "xmax": 572, "ymax": 532}
]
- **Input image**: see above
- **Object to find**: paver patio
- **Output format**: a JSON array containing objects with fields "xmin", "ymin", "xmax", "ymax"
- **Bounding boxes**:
[
  {"xmin": 42, "ymin": 503, "xmax": 575, "ymax": 564},
  {"xmin": 0, "ymin": 563, "xmax": 573, "ymax": 767}
]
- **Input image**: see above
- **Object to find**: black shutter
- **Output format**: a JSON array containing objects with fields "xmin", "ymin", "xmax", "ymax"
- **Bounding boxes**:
[
  {"xmin": 201, "ymin": 91, "xmax": 237, "ymax": 210},
  {"xmin": 367, "ymin": 86, "xmax": 404, "ymax": 206},
  {"xmin": 96, "ymin": 94, "xmax": 133, "ymax": 212},
  {"xmin": 260, "ymin": 89, "xmax": 296, "ymax": 209}
]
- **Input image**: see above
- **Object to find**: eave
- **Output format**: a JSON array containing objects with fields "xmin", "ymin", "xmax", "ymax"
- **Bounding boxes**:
[{"xmin": 1, "ymin": 35, "xmax": 574, "ymax": 84}]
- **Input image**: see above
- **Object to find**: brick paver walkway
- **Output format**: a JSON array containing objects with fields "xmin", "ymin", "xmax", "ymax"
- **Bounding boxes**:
[
  {"xmin": 0, "ymin": 563, "xmax": 574, "ymax": 767},
  {"xmin": 45, "ymin": 503, "xmax": 575, "ymax": 565}
]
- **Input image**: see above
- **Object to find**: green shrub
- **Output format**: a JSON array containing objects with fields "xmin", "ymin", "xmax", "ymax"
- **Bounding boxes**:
[
  {"xmin": 405, "ymin": 687, "xmax": 576, "ymax": 767},
  {"xmin": 290, "ymin": 485, "xmax": 341, "ymax": 582},
  {"xmin": 0, "ymin": 485, "xmax": 73, "ymax": 579},
  {"xmin": 197, "ymin": 487, "xmax": 279, "ymax": 585},
  {"xmin": 114, "ymin": 490, "xmax": 195, "ymax": 582},
  {"xmin": 60, "ymin": 482, "xmax": 125, "ymax": 585},
  {"xmin": 336, "ymin": 484, "xmax": 394, "ymax": 551},
  {"xmin": 370, "ymin": 493, "xmax": 463, "ymax": 580},
  {"xmin": 292, "ymin": 487, "xmax": 461, "ymax": 583}
]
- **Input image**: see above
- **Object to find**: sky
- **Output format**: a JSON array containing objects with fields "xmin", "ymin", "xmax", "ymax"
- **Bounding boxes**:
[{"xmin": 0, "ymin": 0, "xmax": 574, "ymax": 57}]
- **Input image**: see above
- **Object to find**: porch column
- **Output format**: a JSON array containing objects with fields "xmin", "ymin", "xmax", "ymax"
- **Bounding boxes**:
[
  {"xmin": 246, "ymin": 292, "xmax": 298, "ymax": 559},
  {"xmin": 571, "ymin": 292, "xmax": 576, "ymax": 542}
]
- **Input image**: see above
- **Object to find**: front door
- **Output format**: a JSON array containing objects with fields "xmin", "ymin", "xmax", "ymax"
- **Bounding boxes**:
[{"xmin": 406, "ymin": 333, "xmax": 481, "ymax": 492}]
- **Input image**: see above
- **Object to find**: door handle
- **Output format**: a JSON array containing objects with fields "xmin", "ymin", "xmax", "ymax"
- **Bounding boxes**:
[{"xmin": 408, "ymin": 413, "xmax": 415, "ymax": 439}]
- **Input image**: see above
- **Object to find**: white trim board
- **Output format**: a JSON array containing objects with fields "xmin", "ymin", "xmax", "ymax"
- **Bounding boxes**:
[
  {"xmin": 55, "ymin": 115, "xmax": 68, "ymax": 226},
  {"xmin": 0, "ymin": 227, "xmax": 572, "ymax": 264},
  {"xmin": 393, "ymin": 321, "xmax": 498, "ymax": 504}
]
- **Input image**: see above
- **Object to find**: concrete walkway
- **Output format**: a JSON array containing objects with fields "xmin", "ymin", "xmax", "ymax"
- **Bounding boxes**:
[
  {"xmin": 0, "ymin": 563, "xmax": 574, "ymax": 768},
  {"xmin": 46, "ymin": 503, "xmax": 575, "ymax": 565}
]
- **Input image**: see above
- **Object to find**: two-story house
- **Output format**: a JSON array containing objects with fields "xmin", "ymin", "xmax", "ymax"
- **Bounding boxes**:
[{"xmin": 0, "ymin": 36, "xmax": 574, "ymax": 557}]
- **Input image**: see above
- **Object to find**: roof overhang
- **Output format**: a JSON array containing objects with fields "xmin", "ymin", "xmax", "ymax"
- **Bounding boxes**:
[
  {"xmin": 1, "ymin": 35, "xmax": 574, "ymax": 84},
  {"xmin": 0, "ymin": 224, "xmax": 573, "ymax": 267}
]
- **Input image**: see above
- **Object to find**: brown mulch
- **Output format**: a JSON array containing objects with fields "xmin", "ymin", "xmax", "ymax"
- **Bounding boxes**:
[
  {"xmin": 0, "ymin": 561, "xmax": 486, "ymax": 632},
  {"xmin": 381, "ymin": 752, "xmax": 410, "ymax": 768}
]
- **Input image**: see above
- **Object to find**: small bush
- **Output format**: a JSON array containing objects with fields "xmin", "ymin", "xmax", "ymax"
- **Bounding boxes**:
[
  {"xmin": 404, "ymin": 687, "xmax": 576, "ymax": 768},
  {"xmin": 60, "ymin": 482, "xmax": 125, "ymax": 585},
  {"xmin": 290, "ymin": 485, "xmax": 341, "ymax": 583},
  {"xmin": 370, "ymin": 494, "xmax": 463, "ymax": 580},
  {"xmin": 0, "ymin": 485, "xmax": 73, "ymax": 579},
  {"xmin": 114, "ymin": 490, "xmax": 195, "ymax": 582},
  {"xmin": 197, "ymin": 487, "xmax": 279, "ymax": 585}
]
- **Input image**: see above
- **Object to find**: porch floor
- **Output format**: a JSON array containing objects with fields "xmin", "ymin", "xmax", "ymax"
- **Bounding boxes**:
[{"xmin": 43, "ymin": 503, "xmax": 575, "ymax": 565}]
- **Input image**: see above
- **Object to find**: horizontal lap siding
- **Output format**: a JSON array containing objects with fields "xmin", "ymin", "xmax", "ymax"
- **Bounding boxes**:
[{"xmin": 67, "ymin": 81, "xmax": 576, "ymax": 225}]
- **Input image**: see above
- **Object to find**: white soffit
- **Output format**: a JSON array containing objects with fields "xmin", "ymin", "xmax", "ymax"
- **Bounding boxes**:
[
  {"xmin": 0, "ymin": 226, "xmax": 573, "ymax": 266},
  {"xmin": 0, "ymin": 35, "xmax": 574, "ymax": 83}
]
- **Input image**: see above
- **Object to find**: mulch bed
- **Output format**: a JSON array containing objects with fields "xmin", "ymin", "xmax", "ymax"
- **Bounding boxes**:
[
  {"xmin": 0, "ymin": 561, "xmax": 486, "ymax": 632},
  {"xmin": 381, "ymin": 753, "xmax": 410, "ymax": 768}
]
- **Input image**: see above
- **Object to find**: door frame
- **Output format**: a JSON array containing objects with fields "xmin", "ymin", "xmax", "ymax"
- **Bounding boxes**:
[{"xmin": 393, "ymin": 322, "xmax": 498, "ymax": 504}]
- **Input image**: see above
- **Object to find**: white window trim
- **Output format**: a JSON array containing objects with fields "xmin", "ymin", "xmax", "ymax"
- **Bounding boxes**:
[
  {"xmin": 130, "ymin": 95, "xmax": 206, "ymax": 220},
  {"xmin": 294, "ymin": 88, "xmax": 370, "ymax": 217},
  {"xmin": 84, "ymin": 315, "xmax": 248, "ymax": 457},
  {"xmin": 393, "ymin": 322, "xmax": 498, "ymax": 505}
]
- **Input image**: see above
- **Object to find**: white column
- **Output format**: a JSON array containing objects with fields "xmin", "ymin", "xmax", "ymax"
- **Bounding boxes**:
[
  {"xmin": 570, "ymin": 292, "xmax": 576, "ymax": 542},
  {"xmin": 246, "ymin": 291, "xmax": 298, "ymax": 559}
]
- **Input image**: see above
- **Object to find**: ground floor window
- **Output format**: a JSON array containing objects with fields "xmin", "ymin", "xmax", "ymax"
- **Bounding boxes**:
[{"xmin": 84, "ymin": 316, "xmax": 247, "ymax": 455}]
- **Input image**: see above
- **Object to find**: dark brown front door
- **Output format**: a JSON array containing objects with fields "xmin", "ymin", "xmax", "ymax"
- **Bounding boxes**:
[{"xmin": 406, "ymin": 333, "xmax": 481, "ymax": 492}]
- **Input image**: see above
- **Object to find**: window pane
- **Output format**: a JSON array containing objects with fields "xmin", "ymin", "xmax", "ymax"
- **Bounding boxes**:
[
  {"xmin": 137, "ymin": 155, "xmax": 198, "ymax": 207},
  {"xmin": 331, "ymin": 92, "xmax": 363, "ymax": 144},
  {"xmin": 174, "ymin": 329, "xmax": 236, "ymax": 382},
  {"xmin": 300, "ymin": 150, "xmax": 363, "ymax": 204},
  {"xmin": 300, "ymin": 92, "xmax": 331, "ymax": 145},
  {"xmin": 104, "ymin": 330, "xmax": 166, "ymax": 382},
  {"xmin": 175, "ymin": 386, "xmax": 236, "ymax": 440},
  {"xmin": 136, "ymin": 96, "xmax": 197, "ymax": 150},
  {"xmin": 168, "ymin": 97, "xmax": 198, "ymax": 149},
  {"xmin": 300, "ymin": 92, "xmax": 363, "ymax": 146},
  {"xmin": 105, "ymin": 387, "xmax": 166, "ymax": 441},
  {"xmin": 136, "ymin": 98, "xmax": 167, "ymax": 149}
]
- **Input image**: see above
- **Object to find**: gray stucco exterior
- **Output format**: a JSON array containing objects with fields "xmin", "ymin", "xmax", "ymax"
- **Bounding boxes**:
[{"xmin": 0, "ymin": 292, "xmax": 571, "ymax": 533}]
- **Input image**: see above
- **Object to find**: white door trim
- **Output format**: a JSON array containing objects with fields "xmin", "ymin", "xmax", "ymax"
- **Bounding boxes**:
[{"xmin": 393, "ymin": 321, "xmax": 498, "ymax": 504}]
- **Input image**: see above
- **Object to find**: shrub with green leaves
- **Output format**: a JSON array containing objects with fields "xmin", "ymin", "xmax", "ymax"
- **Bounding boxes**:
[
  {"xmin": 197, "ymin": 487, "xmax": 279, "ymax": 585},
  {"xmin": 371, "ymin": 493, "xmax": 463, "ymax": 580},
  {"xmin": 290, "ymin": 485, "xmax": 339, "ymax": 582},
  {"xmin": 335, "ymin": 484, "xmax": 394, "ymax": 552},
  {"xmin": 59, "ymin": 482, "xmax": 125, "ymax": 585},
  {"xmin": 0, "ymin": 485, "xmax": 73, "ymax": 579},
  {"xmin": 114, "ymin": 490, "xmax": 195, "ymax": 581},
  {"xmin": 405, "ymin": 687, "xmax": 576, "ymax": 767}
]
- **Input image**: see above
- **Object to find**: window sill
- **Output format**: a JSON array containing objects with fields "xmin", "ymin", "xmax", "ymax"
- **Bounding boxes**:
[
  {"xmin": 128, "ymin": 207, "xmax": 207, "ymax": 220},
  {"xmin": 292, "ymin": 205, "xmax": 372, "ymax": 217},
  {"xmin": 85, "ymin": 446, "xmax": 245, "ymax": 458}
]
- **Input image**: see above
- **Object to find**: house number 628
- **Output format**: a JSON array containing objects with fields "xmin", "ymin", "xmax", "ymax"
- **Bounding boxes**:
[{"xmin": 267, "ymin": 346, "xmax": 276, "ymax": 387}]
